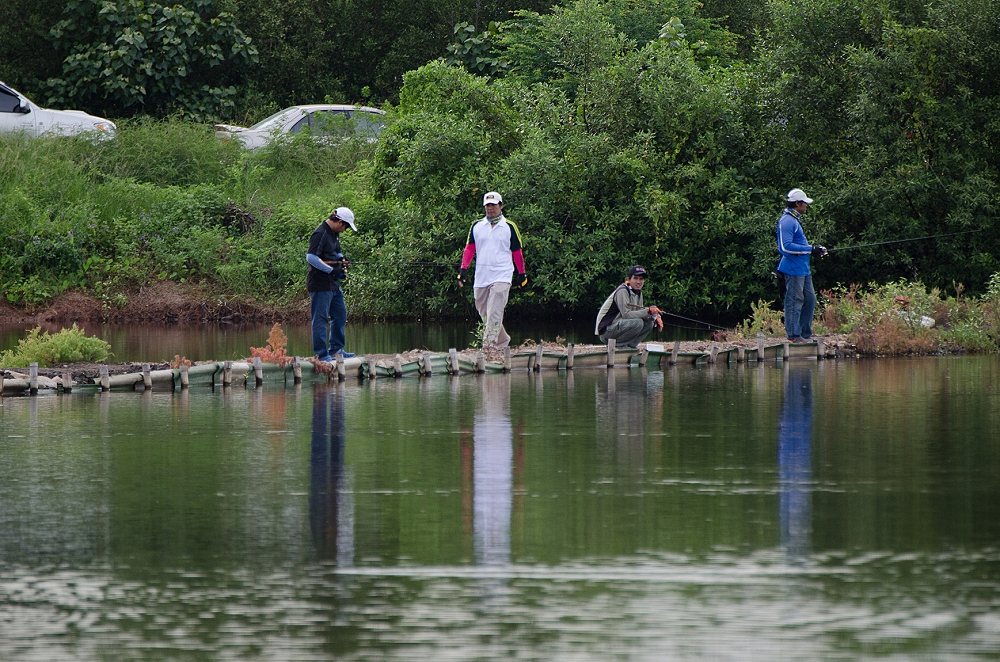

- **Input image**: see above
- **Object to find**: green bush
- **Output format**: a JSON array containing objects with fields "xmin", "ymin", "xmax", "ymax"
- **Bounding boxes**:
[
  {"xmin": 812, "ymin": 279, "xmax": 1000, "ymax": 354},
  {"xmin": 0, "ymin": 325, "xmax": 111, "ymax": 368},
  {"xmin": 91, "ymin": 118, "xmax": 243, "ymax": 186},
  {"xmin": 733, "ymin": 299, "xmax": 785, "ymax": 339}
]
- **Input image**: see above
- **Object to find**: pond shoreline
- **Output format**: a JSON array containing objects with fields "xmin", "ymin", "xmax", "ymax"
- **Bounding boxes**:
[
  {"xmin": 0, "ymin": 335, "xmax": 892, "ymax": 384},
  {"xmin": 3, "ymin": 283, "xmax": 994, "ymax": 366},
  {"xmin": 0, "ymin": 282, "xmax": 306, "ymax": 326}
]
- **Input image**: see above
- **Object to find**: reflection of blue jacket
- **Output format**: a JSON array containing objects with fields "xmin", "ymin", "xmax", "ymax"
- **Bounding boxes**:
[
  {"xmin": 775, "ymin": 208, "xmax": 813, "ymax": 276},
  {"xmin": 310, "ymin": 388, "xmax": 349, "ymax": 561},
  {"xmin": 779, "ymin": 367, "xmax": 812, "ymax": 558}
]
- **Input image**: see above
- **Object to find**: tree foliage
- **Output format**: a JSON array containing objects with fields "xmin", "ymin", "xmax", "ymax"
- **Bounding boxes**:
[
  {"xmin": 0, "ymin": 0, "xmax": 997, "ymax": 323},
  {"xmin": 44, "ymin": 0, "xmax": 257, "ymax": 119}
]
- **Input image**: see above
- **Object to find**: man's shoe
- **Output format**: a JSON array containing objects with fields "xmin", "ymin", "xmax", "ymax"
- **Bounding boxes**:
[
  {"xmin": 316, "ymin": 355, "xmax": 334, "ymax": 363},
  {"xmin": 788, "ymin": 337, "xmax": 808, "ymax": 344},
  {"xmin": 334, "ymin": 350, "xmax": 356, "ymax": 359}
]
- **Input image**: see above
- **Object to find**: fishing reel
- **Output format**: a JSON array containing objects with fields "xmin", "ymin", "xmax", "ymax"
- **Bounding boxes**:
[{"xmin": 332, "ymin": 252, "xmax": 348, "ymax": 281}]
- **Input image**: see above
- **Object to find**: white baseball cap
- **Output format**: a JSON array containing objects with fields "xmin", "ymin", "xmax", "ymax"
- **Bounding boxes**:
[
  {"xmin": 483, "ymin": 191, "xmax": 503, "ymax": 205},
  {"xmin": 787, "ymin": 188, "xmax": 813, "ymax": 204},
  {"xmin": 332, "ymin": 206, "xmax": 357, "ymax": 231}
]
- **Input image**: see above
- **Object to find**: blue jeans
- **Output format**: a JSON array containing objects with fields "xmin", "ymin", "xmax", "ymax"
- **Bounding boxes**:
[
  {"xmin": 783, "ymin": 274, "xmax": 815, "ymax": 339},
  {"xmin": 310, "ymin": 287, "xmax": 347, "ymax": 359}
]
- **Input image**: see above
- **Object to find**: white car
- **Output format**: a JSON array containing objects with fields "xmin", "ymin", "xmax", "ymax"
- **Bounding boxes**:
[
  {"xmin": 0, "ymin": 81, "xmax": 116, "ymax": 139},
  {"xmin": 214, "ymin": 104, "xmax": 386, "ymax": 149}
]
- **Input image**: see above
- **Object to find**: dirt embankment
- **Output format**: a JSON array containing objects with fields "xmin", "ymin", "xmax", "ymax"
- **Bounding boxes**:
[{"xmin": 2, "ymin": 282, "xmax": 307, "ymax": 326}]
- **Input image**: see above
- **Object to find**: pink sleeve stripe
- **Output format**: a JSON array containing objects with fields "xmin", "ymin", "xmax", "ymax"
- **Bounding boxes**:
[
  {"xmin": 512, "ymin": 249, "xmax": 525, "ymax": 274},
  {"xmin": 460, "ymin": 244, "xmax": 476, "ymax": 270}
]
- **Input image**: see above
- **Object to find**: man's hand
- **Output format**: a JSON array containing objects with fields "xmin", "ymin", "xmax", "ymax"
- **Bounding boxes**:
[
  {"xmin": 515, "ymin": 273, "xmax": 528, "ymax": 289},
  {"xmin": 457, "ymin": 268, "xmax": 467, "ymax": 288},
  {"xmin": 811, "ymin": 245, "xmax": 828, "ymax": 257},
  {"xmin": 647, "ymin": 305, "xmax": 663, "ymax": 316},
  {"xmin": 655, "ymin": 316, "xmax": 664, "ymax": 331}
]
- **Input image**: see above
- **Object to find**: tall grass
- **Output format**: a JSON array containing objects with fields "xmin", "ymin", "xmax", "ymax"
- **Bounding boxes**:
[{"xmin": 0, "ymin": 119, "xmax": 375, "ymax": 306}]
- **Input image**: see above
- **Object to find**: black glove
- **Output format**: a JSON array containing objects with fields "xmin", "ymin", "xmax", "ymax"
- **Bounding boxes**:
[
  {"xmin": 457, "ymin": 268, "xmax": 467, "ymax": 287},
  {"xmin": 811, "ymin": 245, "xmax": 828, "ymax": 257},
  {"xmin": 515, "ymin": 272, "xmax": 528, "ymax": 288}
]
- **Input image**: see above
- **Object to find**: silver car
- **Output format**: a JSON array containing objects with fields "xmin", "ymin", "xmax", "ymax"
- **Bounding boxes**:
[
  {"xmin": 214, "ymin": 104, "xmax": 386, "ymax": 149},
  {"xmin": 0, "ymin": 81, "xmax": 116, "ymax": 139}
]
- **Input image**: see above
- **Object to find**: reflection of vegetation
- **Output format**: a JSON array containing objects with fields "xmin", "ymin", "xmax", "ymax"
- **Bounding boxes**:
[{"xmin": 0, "ymin": 324, "xmax": 111, "ymax": 368}]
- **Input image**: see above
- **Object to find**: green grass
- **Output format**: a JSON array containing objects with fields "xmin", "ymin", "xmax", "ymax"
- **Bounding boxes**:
[{"xmin": 0, "ymin": 120, "xmax": 377, "ymax": 307}]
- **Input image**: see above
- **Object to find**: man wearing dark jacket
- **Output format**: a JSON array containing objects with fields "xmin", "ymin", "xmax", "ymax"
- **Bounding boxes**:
[
  {"xmin": 306, "ymin": 207, "xmax": 357, "ymax": 361},
  {"xmin": 595, "ymin": 265, "xmax": 664, "ymax": 348}
]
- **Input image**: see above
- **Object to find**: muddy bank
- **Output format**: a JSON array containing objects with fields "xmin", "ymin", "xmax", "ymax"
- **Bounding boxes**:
[{"xmin": 1, "ymin": 282, "xmax": 306, "ymax": 326}]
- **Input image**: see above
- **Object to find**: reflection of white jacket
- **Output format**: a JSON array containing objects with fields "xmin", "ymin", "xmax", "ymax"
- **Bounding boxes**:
[{"xmin": 474, "ymin": 381, "xmax": 513, "ymax": 566}]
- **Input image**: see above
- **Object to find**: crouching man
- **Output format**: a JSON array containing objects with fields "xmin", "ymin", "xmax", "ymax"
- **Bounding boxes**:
[{"xmin": 595, "ymin": 265, "xmax": 663, "ymax": 348}]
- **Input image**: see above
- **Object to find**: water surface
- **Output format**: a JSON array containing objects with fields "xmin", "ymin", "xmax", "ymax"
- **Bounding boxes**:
[{"xmin": 1, "ymin": 356, "xmax": 998, "ymax": 659}]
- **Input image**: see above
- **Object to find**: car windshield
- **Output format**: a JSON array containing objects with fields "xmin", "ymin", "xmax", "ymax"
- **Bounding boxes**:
[{"xmin": 250, "ymin": 108, "xmax": 299, "ymax": 131}]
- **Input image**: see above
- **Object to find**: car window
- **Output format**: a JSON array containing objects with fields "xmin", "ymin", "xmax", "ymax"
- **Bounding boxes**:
[
  {"xmin": 250, "ymin": 108, "xmax": 298, "ymax": 131},
  {"xmin": 307, "ymin": 110, "xmax": 352, "ymax": 136},
  {"xmin": 351, "ymin": 111, "xmax": 386, "ymax": 138},
  {"xmin": 289, "ymin": 115, "xmax": 311, "ymax": 134},
  {"xmin": 0, "ymin": 88, "xmax": 21, "ymax": 113}
]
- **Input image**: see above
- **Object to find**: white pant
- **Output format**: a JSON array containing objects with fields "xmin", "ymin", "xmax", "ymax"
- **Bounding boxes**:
[{"xmin": 474, "ymin": 282, "xmax": 511, "ymax": 349}]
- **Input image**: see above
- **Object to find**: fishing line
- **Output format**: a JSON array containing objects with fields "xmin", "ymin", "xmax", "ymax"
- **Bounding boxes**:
[
  {"xmin": 662, "ymin": 321, "xmax": 724, "ymax": 332},
  {"xmin": 826, "ymin": 228, "xmax": 983, "ymax": 253},
  {"xmin": 658, "ymin": 311, "xmax": 729, "ymax": 331}
]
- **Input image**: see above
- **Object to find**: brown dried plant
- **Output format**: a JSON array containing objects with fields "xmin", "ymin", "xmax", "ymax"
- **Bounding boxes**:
[{"xmin": 249, "ymin": 323, "xmax": 292, "ymax": 366}]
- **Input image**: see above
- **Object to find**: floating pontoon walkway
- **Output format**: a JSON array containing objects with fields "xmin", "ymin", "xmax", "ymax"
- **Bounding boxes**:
[{"xmin": 1, "ymin": 337, "xmax": 838, "ymax": 396}]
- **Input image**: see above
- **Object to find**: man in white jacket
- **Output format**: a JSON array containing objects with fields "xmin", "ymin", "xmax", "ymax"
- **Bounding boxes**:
[{"xmin": 458, "ymin": 191, "xmax": 528, "ymax": 356}]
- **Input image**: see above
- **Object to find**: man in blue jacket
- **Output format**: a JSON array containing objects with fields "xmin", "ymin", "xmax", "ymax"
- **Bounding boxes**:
[{"xmin": 775, "ymin": 188, "xmax": 826, "ymax": 343}]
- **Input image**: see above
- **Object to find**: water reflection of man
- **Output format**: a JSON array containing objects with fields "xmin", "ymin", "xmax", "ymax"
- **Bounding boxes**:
[
  {"xmin": 596, "ymin": 370, "xmax": 660, "ymax": 472},
  {"xmin": 468, "ymin": 375, "xmax": 516, "ymax": 566},
  {"xmin": 778, "ymin": 364, "xmax": 813, "ymax": 560},
  {"xmin": 310, "ymin": 385, "xmax": 353, "ymax": 564}
]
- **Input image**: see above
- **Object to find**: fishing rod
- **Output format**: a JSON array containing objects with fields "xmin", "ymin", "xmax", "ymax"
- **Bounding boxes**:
[
  {"xmin": 321, "ymin": 258, "xmax": 456, "ymax": 268},
  {"xmin": 825, "ymin": 228, "xmax": 983, "ymax": 253},
  {"xmin": 657, "ymin": 311, "xmax": 730, "ymax": 331}
]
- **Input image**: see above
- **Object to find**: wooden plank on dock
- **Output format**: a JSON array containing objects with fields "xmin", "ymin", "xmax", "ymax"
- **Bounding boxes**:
[
  {"xmin": 761, "ymin": 343, "xmax": 784, "ymax": 361},
  {"xmin": 645, "ymin": 348, "xmax": 708, "ymax": 366},
  {"xmin": 787, "ymin": 341, "xmax": 820, "ymax": 360},
  {"xmin": 714, "ymin": 347, "xmax": 737, "ymax": 365},
  {"xmin": 532, "ymin": 350, "xmax": 567, "ymax": 371}
]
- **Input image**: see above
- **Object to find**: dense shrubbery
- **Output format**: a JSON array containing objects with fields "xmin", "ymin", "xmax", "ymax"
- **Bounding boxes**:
[
  {"xmin": 0, "ymin": 0, "xmax": 556, "ymax": 115},
  {"xmin": 356, "ymin": 0, "xmax": 998, "ymax": 319},
  {"xmin": 816, "ymin": 280, "xmax": 1000, "ymax": 354},
  {"xmin": 732, "ymin": 279, "xmax": 1000, "ymax": 354}
]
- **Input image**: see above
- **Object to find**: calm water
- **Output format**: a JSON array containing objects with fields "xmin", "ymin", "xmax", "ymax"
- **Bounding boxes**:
[
  {"xmin": 1, "ymin": 355, "xmax": 998, "ymax": 660},
  {"xmin": 1, "ymin": 320, "xmax": 652, "ymax": 363}
]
